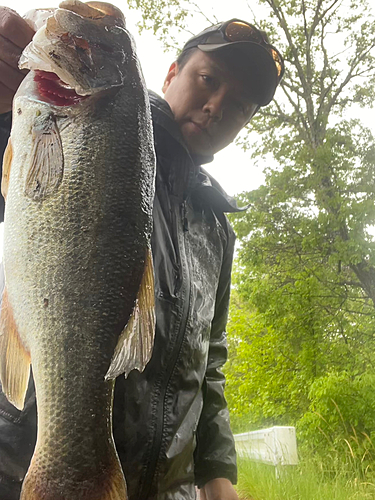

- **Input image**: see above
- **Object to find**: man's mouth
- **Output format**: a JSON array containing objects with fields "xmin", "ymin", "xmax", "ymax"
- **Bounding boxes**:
[
  {"xmin": 190, "ymin": 121, "xmax": 214, "ymax": 139},
  {"xmin": 34, "ymin": 70, "xmax": 88, "ymax": 106},
  {"xmin": 191, "ymin": 121, "xmax": 207, "ymax": 131}
]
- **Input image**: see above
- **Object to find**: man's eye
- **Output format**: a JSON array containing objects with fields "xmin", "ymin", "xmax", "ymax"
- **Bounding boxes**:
[
  {"xmin": 201, "ymin": 74, "xmax": 214, "ymax": 85},
  {"xmin": 234, "ymin": 102, "xmax": 246, "ymax": 113}
]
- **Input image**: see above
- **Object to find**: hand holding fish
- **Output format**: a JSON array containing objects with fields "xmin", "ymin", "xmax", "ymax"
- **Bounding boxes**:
[{"xmin": 0, "ymin": 7, "xmax": 34, "ymax": 114}]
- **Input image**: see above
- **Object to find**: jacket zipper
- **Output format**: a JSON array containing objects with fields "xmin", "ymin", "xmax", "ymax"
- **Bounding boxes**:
[{"xmin": 139, "ymin": 199, "xmax": 191, "ymax": 500}]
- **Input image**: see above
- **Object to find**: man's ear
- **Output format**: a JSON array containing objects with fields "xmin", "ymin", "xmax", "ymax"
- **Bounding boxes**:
[{"xmin": 162, "ymin": 62, "xmax": 178, "ymax": 94}]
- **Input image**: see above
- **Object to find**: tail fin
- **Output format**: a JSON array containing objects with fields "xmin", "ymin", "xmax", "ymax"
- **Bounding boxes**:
[{"xmin": 20, "ymin": 458, "xmax": 127, "ymax": 500}]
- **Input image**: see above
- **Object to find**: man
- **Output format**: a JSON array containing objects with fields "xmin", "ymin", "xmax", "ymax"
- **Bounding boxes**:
[{"xmin": 0, "ymin": 7, "xmax": 284, "ymax": 500}]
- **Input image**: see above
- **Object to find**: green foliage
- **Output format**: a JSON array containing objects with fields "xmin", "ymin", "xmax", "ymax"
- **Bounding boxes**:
[
  {"xmin": 224, "ymin": 0, "xmax": 375, "ymax": 455},
  {"xmin": 298, "ymin": 372, "xmax": 375, "ymax": 470},
  {"xmin": 225, "ymin": 286, "xmax": 375, "ymax": 434},
  {"xmin": 225, "ymin": 292, "xmax": 313, "ymax": 432}
]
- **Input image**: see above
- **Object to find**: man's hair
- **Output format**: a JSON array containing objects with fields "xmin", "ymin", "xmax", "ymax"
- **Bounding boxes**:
[{"xmin": 176, "ymin": 47, "xmax": 199, "ymax": 71}]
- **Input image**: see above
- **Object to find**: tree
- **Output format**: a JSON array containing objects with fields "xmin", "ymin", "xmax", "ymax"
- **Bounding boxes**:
[
  {"xmin": 238, "ymin": 0, "xmax": 375, "ymax": 306},
  {"xmin": 226, "ymin": 0, "xmax": 375, "ymax": 430}
]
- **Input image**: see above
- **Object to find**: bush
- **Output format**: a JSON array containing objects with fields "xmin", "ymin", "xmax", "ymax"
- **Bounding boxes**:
[{"xmin": 297, "ymin": 371, "xmax": 375, "ymax": 479}]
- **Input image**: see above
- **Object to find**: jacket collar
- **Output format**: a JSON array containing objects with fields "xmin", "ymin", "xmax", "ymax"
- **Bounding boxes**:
[
  {"xmin": 148, "ymin": 91, "xmax": 245, "ymax": 213},
  {"xmin": 148, "ymin": 90, "xmax": 213, "ymax": 167}
]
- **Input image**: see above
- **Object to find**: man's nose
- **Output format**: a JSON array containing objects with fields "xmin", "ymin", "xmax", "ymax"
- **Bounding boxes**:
[{"xmin": 202, "ymin": 88, "xmax": 227, "ymax": 122}]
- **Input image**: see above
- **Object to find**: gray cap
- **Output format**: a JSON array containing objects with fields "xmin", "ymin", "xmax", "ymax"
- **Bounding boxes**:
[{"xmin": 181, "ymin": 19, "xmax": 284, "ymax": 106}]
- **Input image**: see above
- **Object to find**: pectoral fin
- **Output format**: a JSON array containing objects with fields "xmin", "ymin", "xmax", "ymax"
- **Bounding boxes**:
[
  {"xmin": 24, "ymin": 112, "xmax": 64, "ymax": 201},
  {"xmin": 105, "ymin": 248, "xmax": 155, "ymax": 380},
  {"xmin": 0, "ymin": 287, "xmax": 31, "ymax": 410},
  {"xmin": 2, "ymin": 138, "xmax": 13, "ymax": 200}
]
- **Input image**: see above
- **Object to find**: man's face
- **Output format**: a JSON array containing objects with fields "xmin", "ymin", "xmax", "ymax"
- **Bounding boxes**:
[{"xmin": 162, "ymin": 49, "xmax": 259, "ymax": 157}]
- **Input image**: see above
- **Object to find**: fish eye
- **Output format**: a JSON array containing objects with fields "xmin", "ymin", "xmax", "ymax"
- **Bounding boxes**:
[{"xmin": 93, "ymin": 42, "xmax": 114, "ymax": 53}]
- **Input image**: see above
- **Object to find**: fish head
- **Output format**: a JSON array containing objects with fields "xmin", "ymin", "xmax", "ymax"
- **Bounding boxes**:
[{"xmin": 19, "ymin": 0, "xmax": 139, "ymax": 105}]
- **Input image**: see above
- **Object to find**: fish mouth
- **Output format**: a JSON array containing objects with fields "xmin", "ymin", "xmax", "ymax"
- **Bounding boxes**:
[{"xmin": 34, "ymin": 70, "xmax": 88, "ymax": 106}]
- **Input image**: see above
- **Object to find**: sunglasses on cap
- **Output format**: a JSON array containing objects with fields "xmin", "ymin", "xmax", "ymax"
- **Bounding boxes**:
[
  {"xmin": 221, "ymin": 20, "xmax": 284, "ymax": 81},
  {"xmin": 183, "ymin": 19, "xmax": 285, "ymax": 87}
]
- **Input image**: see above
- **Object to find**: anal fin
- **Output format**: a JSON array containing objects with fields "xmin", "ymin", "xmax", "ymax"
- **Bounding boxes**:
[
  {"xmin": 0, "ymin": 288, "xmax": 31, "ymax": 410},
  {"xmin": 106, "ymin": 247, "xmax": 155, "ymax": 380}
]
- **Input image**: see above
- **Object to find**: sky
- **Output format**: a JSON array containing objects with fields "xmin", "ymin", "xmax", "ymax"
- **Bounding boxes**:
[{"xmin": 2, "ymin": 0, "xmax": 270, "ymax": 196}]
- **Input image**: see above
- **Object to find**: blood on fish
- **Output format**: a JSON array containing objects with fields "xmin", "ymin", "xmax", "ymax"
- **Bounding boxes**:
[{"xmin": 34, "ymin": 70, "xmax": 87, "ymax": 106}]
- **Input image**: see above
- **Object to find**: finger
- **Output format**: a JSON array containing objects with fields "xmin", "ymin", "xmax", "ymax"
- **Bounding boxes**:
[
  {"xmin": 0, "ymin": 59, "xmax": 25, "ymax": 93},
  {"xmin": 0, "ymin": 7, "xmax": 34, "ymax": 49},
  {"xmin": 0, "ymin": 33, "xmax": 24, "ymax": 70}
]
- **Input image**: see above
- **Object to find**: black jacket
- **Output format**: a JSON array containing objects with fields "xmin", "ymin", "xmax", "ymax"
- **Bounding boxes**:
[{"xmin": 0, "ymin": 91, "xmax": 239, "ymax": 500}]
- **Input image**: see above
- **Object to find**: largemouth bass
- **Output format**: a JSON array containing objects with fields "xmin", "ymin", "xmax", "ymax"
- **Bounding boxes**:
[{"xmin": 0, "ymin": 2, "xmax": 155, "ymax": 499}]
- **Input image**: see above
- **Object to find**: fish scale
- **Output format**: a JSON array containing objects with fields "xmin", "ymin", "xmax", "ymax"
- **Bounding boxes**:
[{"xmin": 0, "ymin": 2, "xmax": 156, "ymax": 499}]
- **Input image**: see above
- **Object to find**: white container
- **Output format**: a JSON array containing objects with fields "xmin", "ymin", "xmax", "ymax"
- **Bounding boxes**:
[{"xmin": 234, "ymin": 426, "xmax": 298, "ymax": 466}]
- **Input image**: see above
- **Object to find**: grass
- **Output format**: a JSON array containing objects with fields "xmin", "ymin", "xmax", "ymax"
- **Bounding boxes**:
[
  {"xmin": 235, "ymin": 404, "xmax": 375, "ymax": 499},
  {"xmin": 236, "ymin": 457, "xmax": 375, "ymax": 500}
]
